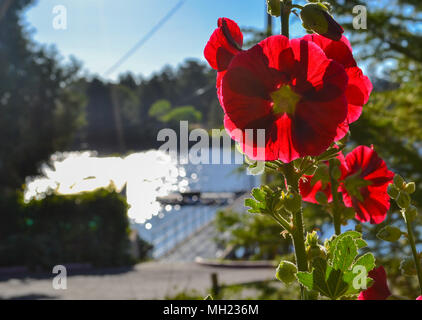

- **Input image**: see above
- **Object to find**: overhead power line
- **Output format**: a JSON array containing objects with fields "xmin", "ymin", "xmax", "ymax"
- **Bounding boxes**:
[{"xmin": 104, "ymin": 0, "xmax": 187, "ymax": 77}]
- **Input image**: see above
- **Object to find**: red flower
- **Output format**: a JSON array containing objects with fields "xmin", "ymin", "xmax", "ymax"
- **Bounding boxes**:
[
  {"xmin": 417, "ymin": 296, "xmax": 422, "ymax": 300},
  {"xmin": 204, "ymin": 18, "xmax": 243, "ymax": 73},
  {"xmin": 302, "ymin": 35, "xmax": 373, "ymax": 140},
  {"xmin": 204, "ymin": 19, "xmax": 372, "ymax": 163},
  {"xmin": 300, "ymin": 145, "xmax": 394, "ymax": 224},
  {"xmin": 358, "ymin": 266, "xmax": 392, "ymax": 300}
]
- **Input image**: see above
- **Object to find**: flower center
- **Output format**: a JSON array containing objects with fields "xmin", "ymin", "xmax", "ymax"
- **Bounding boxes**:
[
  {"xmin": 343, "ymin": 171, "xmax": 373, "ymax": 202},
  {"xmin": 270, "ymin": 85, "xmax": 301, "ymax": 115}
]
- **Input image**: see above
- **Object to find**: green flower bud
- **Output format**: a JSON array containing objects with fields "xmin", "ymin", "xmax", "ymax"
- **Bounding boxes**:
[
  {"xmin": 306, "ymin": 231, "xmax": 320, "ymax": 247},
  {"xmin": 355, "ymin": 224, "xmax": 363, "ymax": 233},
  {"xmin": 307, "ymin": 245, "xmax": 326, "ymax": 261},
  {"xmin": 404, "ymin": 182, "xmax": 416, "ymax": 194},
  {"xmin": 300, "ymin": 3, "xmax": 344, "ymax": 41},
  {"xmin": 376, "ymin": 226, "xmax": 402, "ymax": 242},
  {"xmin": 266, "ymin": 0, "xmax": 281, "ymax": 17},
  {"xmin": 276, "ymin": 260, "xmax": 297, "ymax": 285},
  {"xmin": 315, "ymin": 191, "xmax": 328, "ymax": 205},
  {"xmin": 331, "ymin": 165, "xmax": 342, "ymax": 180},
  {"xmin": 284, "ymin": 191, "xmax": 302, "ymax": 214},
  {"xmin": 400, "ymin": 258, "xmax": 417, "ymax": 277},
  {"xmin": 343, "ymin": 207, "xmax": 356, "ymax": 220},
  {"xmin": 393, "ymin": 174, "xmax": 406, "ymax": 190},
  {"xmin": 304, "ymin": 165, "xmax": 318, "ymax": 176},
  {"xmin": 387, "ymin": 184, "xmax": 399, "ymax": 200},
  {"xmin": 405, "ymin": 205, "xmax": 418, "ymax": 223},
  {"xmin": 396, "ymin": 191, "xmax": 411, "ymax": 209}
]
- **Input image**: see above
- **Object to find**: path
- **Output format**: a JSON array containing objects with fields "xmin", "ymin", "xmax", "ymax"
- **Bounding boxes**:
[{"xmin": 0, "ymin": 262, "xmax": 275, "ymax": 300}]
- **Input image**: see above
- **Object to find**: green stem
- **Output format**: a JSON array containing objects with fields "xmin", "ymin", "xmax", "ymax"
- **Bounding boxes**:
[
  {"xmin": 404, "ymin": 210, "xmax": 422, "ymax": 295},
  {"xmin": 283, "ymin": 162, "xmax": 309, "ymax": 300},
  {"xmin": 329, "ymin": 159, "xmax": 341, "ymax": 235},
  {"xmin": 280, "ymin": 0, "xmax": 292, "ymax": 37},
  {"xmin": 280, "ymin": 1, "xmax": 308, "ymax": 300}
]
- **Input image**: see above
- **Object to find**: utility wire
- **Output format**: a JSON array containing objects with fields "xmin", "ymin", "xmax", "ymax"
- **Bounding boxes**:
[{"xmin": 104, "ymin": 0, "xmax": 187, "ymax": 77}]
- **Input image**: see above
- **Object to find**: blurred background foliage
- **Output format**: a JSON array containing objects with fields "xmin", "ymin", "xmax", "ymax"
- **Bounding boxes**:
[
  {"xmin": 0, "ymin": 188, "xmax": 152, "ymax": 269},
  {"xmin": 0, "ymin": 0, "xmax": 421, "ymax": 298}
]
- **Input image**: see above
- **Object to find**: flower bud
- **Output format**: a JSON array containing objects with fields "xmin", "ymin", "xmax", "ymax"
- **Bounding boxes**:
[
  {"xmin": 266, "ymin": 0, "xmax": 281, "ymax": 17},
  {"xmin": 306, "ymin": 231, "xmax": 320, "ymax": 247},
  {"xmin": 343, "ymin": 207, "xmax": 356, "ymax": 220},
  {"xmin": 387, "ymin": 184, "xmax": 399, "ymax": 200},
  {"xmin": 304, "ymin": 165, "xmax": 318, "ymax": 176},
  {"xmin": 355, "ymin": 224, "xmax": 363, "ymax": 233},
  {"xmin": 396, "ymin": 191, "xmax": 411, "ymax": 209},
  {"xmin": 276, "ymin": 260, "xmax": 297, "ymax": 285},
  {"xmin": 331, "ymin": 165, "xmax": 342, "ymax": 180},
  {"xmin": 300, "ymin": 3, "xmax": 344, "ymax": 41},
  {"xmin": 400, "ymin": 258, "xmax": 417, "ymax": 277},
  {"xmin": 404, "ymin": 182, "xmax": 416, "ymax": 194},
  {"xmin": 393, "ymin": 174, "xmax": 406, "ymax": 190},
  {"xmin": 307, "ymin": 245, "xmax": 326, "ymax": 261},
  {"xmin": 376, "ymin": 226, "xmax": 402, "ymax": 242},
  {"xmin": 284, "ymin": 191, "xmax": 302, "ymax": 214},
  {"xmin": 405, "ymin": 205, "xmax": 418, "ymax": 223},
  {"xmin": 315, "ymin": 191, "xmax": 328, "ymax": 205}
]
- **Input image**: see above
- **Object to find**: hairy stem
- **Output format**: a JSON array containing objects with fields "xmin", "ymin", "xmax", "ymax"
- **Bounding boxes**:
[
  {"xmin": 280, "ymin": 0, "xmax": 292, "ymax": 37},
  {"xmin": 280, "ymin": 1, "xmax": 308, "ymax": 300},
  {"xmin": 329, "ymin": 159, "xmax": 342, "ymax": 235},
  {"xmin": 404, "ymin": 211, "xmax": 422, "ymax": 295},
  {"xmin": 283, "ymin": 162, "xmax": 309, "ymax": 300}
]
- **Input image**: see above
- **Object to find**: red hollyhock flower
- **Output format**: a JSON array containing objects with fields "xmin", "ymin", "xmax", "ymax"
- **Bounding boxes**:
[
  {"xmin": 204, "ymin": 19, "xmax": 371, "ymax": 163},
  {"xmin": 358, "ymin": 266, "xmax": 392, "ymax": 300},
  {"xmin": 302, "ymin": 34, "xmax": 373, "ymax": 140},
  {"xmin": 204, "ymin": 18, "xmax": 243, "ymax": 73},
  {"xmin": 205, "ymin": 21, "xmax": 349, "ymax": 162},
  {"xmin": 300, "ymin": 145, "xmax": 394, "ymax": 224}
]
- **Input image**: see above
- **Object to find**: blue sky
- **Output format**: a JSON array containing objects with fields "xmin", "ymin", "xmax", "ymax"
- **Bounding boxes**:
[{"xmin": 24, "ymin": 0, "xmax": 305, "ymax": 81}]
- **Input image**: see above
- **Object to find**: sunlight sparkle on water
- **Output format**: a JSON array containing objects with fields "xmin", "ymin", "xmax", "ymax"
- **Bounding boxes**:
[{"xmin": 24, "ymin": 150, "xmax": 181, "ymax": 223}]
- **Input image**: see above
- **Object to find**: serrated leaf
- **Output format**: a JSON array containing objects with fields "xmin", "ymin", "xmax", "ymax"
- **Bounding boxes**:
[
  {"xmin": 297, "ymin": 272, "xmax": 314, "ymax": 291},
  {"xmin": 326, "ymin": 266, "xmax": 349, "ymax": 299},
  {"xmin": 326, "ymin": 231, "xmax": 364, "ymax": 258},
  {"xmin": 332, "ymin": 236, "xmax": 358, "ymax": 272},
  {"xmin": 353, "ymin": 253, "xmax": 375, "ymax": 273},
  {"xmin": 244, "ymin": 198, "xmax": 260, "ymax": 213},
  {"xmin": 251, "ymin": 188, "xmax": 266, "ymax": 202}
]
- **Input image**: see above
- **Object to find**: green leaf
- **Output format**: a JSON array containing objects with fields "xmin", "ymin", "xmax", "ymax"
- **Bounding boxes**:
[
  {"xmin": 244, "ymin": 198, "xmax": 260, "ymax": 213},
  {"xmin": 326, "ymin": 231, "xmax": 366, "ymax": 258},
  {"xmin": 332, "ymin": 236, "xmax": 358, "ymax": 272},
  {"xmin": 326, "ymin": 266, "xmax": 349, "ymax": 299},
  {"xmin": 251, "ymin": 188, "xmax": 266, "ymax": 202},
  {"xmin": 298, "ymin": 258, "xmax": 348, "ymax": 300},
  {"xmin": 297, "ymin": 272, "xmax": 314, "ymax": 291},
  {"xmin": 353, "ymin": 253, "xmax": 376, "ymax": 273}
]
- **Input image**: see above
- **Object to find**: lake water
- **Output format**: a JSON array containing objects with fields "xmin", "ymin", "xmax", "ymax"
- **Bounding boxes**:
[{"xmin": 25, "ymin": 149, "xmax": 260, "ymax": 257}]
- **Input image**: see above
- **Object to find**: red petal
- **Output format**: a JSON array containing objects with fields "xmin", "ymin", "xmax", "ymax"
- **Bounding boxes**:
[
  {"xmin": 358, "ymin": 267, "xmax": 391, "ymax": 300},
  {"xmin": 302, "ymin": 34, "xmax": 356, "ymax": 68},
  {"xmin": 289, "ymin": 38, "xmax": 349, "ymax": 101},
  {"xmin": 341, "ymin": 146, "xmax": 394, "ymax": 224},
  {"xmin": 345, "ymin": 67, "xmax": 373, "ymax": 123},
  {"xmin": 292, "ymin": 95, "xmax": 347, "ymax": 158},
  {"xmin": 204, "ymin": 18, "xmax": 243, "ymax": 71},
  {"xmin": 299, "ymin": 176, "xmax": 333, "ymax": 203}
]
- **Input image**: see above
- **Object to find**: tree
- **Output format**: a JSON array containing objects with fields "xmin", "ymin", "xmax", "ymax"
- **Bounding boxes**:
[{"xmin": 0, "ymin": 0, "xmax": 85, "ymax": 192}]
